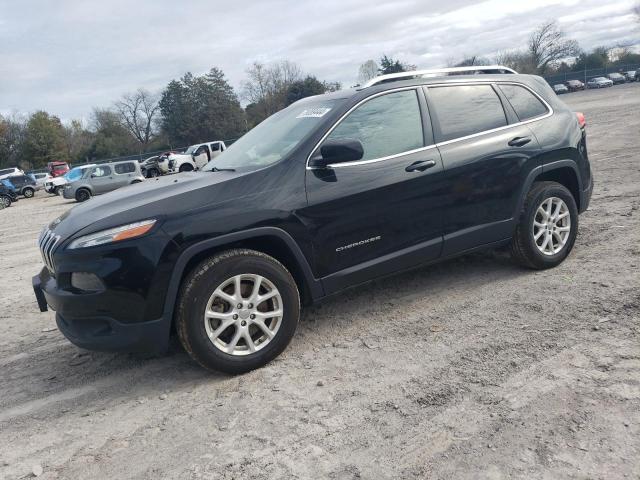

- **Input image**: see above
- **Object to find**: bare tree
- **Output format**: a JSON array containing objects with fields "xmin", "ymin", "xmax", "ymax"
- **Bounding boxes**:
[
  {"xmin": 358, "ymin": 60, "xmax": 379, "ymax": 83},
  {"xmin": 494, "ymin": 50, "xmax": 538, "ymax": 74},
  {"xmin": 528, "ymin": 21, "xmax": 580, "ymax": 74},
  {"xmin": 114, "ymin": 88, "xmax": 160, "ymax": 147},
  {"xmin": 242, "ymin": 60, "xmax": 303, "ymax": 118},
  {"xmin": 453, "ymin": 55, "xmax": 491, "ymax": 67}
]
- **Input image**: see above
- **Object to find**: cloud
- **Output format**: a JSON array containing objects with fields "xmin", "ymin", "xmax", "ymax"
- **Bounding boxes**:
[{"xmin": 0, "ymin": 0, "xmax": 637, "ymax": 120}]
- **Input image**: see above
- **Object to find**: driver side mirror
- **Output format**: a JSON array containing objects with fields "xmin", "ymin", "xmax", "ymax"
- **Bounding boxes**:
[{"xmin": 308, "ymin": 138, "xmax": 364, "ymax": 168}]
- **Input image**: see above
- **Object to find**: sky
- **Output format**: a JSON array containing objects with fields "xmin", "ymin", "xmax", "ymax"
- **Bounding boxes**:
[{"xmin": 0, "ymin": 0, "xmax": 638, "ymax": 121}]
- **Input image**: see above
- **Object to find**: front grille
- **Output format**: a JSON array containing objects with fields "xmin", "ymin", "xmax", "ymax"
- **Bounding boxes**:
[{"xmin": 38, "ymin": 228, "xmax": 61, "ymax": 274}]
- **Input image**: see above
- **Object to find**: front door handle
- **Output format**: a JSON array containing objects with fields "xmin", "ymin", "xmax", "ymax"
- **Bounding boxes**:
[
  {"xmin": 508, "ymin": 136, "xmax": 532, "ymax": 147},
  {"xmin": 405, "ymin": 159, "xmax": 436, "ymax": 172}
]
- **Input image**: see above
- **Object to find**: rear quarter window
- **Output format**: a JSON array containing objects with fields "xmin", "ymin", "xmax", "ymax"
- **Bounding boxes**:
[
  {"xmin": 498, "ymin": 84, "xmax": 549, "ymax": 121},
  {"xmin": 114, "ymin": 162, "xmax": 136, "ymax": 174},
  {"xmin": 428, "ymin": 85, "xmax": 507, "ymax": 142}
]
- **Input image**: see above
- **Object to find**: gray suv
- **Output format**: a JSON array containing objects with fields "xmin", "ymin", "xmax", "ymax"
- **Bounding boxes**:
[{"xmin": 63, "ymin": 161, "xmax": 144, "ymax": 202}]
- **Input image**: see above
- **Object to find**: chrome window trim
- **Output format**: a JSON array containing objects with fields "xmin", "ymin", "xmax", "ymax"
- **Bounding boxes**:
[
  {"xmin": 427, "ymin": 81, "xmax": 553, "ymax": 147},
  {"xmin": 306, "ymin": 86, "xmax": 427, "ymax": 170},
  {"xmin": 306, "ymin": 81, "xmax": 552, "ymax": 170}
]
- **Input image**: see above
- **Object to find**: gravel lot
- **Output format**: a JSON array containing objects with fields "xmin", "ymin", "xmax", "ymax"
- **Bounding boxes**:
[{"xmin": 1, "ymin": 83, "xmax": 639, "ymax": 480}]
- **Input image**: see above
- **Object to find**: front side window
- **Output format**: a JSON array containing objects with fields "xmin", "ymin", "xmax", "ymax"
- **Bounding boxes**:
[
  {"xmin": 428, "ymin": 85, "xmax": 507, "ymax": 142},
  {"xmin": 91, "ymin": 166, "xmax": 111, "ymax": 178},
  {"xmin": 499, "ymin": 84, "xmax": 548, "ymax": 121},
  {"xmin": 324, "ymin": 90, "xmax": 424, "ymax": 161},
  {"xmin": 114, "ymin": 162, "xmax": 135, "ymax": 174}
]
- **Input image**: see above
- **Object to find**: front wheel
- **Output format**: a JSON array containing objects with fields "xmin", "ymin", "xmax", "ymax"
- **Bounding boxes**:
[
  {"xmin": 510, "ymin": 182, "xmax": 578, "ymax": 269},
  {"xmin": 178, "ymin": 163, "xmax": 194, "ymax": 173},
  {"xmin": 75, "ymin": 188, "xmax": 91, "ymax": 202},
  {"xmin": 176, "ymin": 249, "xmax": 300, "ymax": 374},
  {"xmin": 0, "ymin": 195, "xmax": 11, "ymax": 209}
]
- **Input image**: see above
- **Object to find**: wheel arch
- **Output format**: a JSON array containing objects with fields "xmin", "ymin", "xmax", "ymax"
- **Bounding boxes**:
[
  {"xmin": 515, "ymin": 161, "xmax": 583, "ymax": 222},
  {"xmin": 161, "ymin": 227, "xmax": 323, "ymax": 334}
]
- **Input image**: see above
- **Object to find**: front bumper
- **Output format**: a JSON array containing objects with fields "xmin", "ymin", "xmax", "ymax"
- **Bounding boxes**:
[
  {"xmin": 33, "ymin": 270, "xmax": 170, "ymax": 353},
  {"xmin": 32, "ymin": 232, "xmax": 178, "ymax": 354}
]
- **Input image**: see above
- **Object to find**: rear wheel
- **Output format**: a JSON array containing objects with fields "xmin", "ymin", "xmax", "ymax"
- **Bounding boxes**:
[
  {"xmin": 23, "ymin": 187, "xmax": 35, "ymax": 198},
  {"xmin": 0, "ymin": 195, "xmax": 11, "ymax": 209},
  {"xmin": 53, "ymin": 186, "xmax": 61, "ymax": 196},
  {"xmin": 178, "ymin": 163, "xmax": 194, "ymax": 173},
  {"xmin": 148, "ymin": 168, "xmax": 159, "ymax": 178},
  {"xmin": 176, "ymin": 249, "xmax": 300, "ymax": 374},
  {"xmin": 510, "ymin": 181, "xmax": 578, "ymax": 269},
  {"xmin": 75, "ymin": 188, "xmax": 91, "ymax": 202}
]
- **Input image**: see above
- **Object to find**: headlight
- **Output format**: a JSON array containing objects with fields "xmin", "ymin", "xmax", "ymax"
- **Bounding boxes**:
[{"xmin": 68, "ymin": 219, "xmax": 156, "ymax": 249}]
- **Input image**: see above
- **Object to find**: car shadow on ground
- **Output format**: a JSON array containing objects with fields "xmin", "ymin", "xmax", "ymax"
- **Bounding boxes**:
[{"xmin": 4, "ymin": 246, "xmax": 533, "ymax": 418}]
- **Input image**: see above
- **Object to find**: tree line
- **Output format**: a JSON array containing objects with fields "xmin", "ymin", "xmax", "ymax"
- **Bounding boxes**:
[
  {"xmin": 0, "ymin": 62, "xmax": 342, "ymax": 170},
  {"xmin": 2, "ymin": 18, "xmax": 639, "ymax": 171},
  {"xmin": 356, "ymin": 21, "xmax": 640, "ymax": 81}
]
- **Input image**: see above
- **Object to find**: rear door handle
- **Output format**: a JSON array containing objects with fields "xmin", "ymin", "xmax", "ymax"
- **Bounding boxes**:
[
  {"xmin": 405, "ymin": 159, "xmax": 436, "ymax": 172},
  {"xmin": 508, "ymin": 136, "xmax": 532, "ymax": 147}
]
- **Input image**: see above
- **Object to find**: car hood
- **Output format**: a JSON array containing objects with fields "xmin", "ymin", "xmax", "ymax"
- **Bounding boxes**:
[{"xmin": 48, "ymin": 171, "xmax": 242, "ymax": 240}]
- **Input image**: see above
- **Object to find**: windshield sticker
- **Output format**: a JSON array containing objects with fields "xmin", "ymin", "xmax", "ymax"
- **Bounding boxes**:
[{"xmin": 296, "ymin": 107, "xmax": 332, "ymax": 118}]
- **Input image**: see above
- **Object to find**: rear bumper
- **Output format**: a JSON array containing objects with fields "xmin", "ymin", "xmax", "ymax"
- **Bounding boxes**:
[{"xmin": 580, "ymin": 176, "xmax": 593, "ymax": 213}]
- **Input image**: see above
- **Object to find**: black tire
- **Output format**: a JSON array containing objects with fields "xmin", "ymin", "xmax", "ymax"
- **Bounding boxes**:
[
  {"xmin": 75, "ymin": 188, "xmax": 91, "ymax": 202},
  {"xmin": 510, "ymin": 181, "xmax": 578, "ymax": 270},
  {"xmin": 53, "ymin": 186, "xmax": 61, "ymax": 196},
  {"xmin": 0, "ymin": 195, "xmax": 11, "ymax": 209},
  {"xmin": 178, "ymin": 163, "xmax": 194, "ymax": 172},
  {"xmin": 131, "ymin": 179, "xmax": 142, "ymax": 184},
  {"xmin": 23, "ymin": 187, "xmax": 35, "ymax": 198},
  {"xmin": 148, "ymin": 168, "xmax": 159, "ymax": 178},
  {"xmin": 176, "ymin": 249, "xmax": 300, "ymax": 374}
]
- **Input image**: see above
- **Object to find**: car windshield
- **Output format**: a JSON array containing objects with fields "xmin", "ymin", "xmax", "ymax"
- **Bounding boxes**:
[
  {"xmin": 65, "ymin": 167, "xmax": 85, "ymax": 182},
  {"xmin": 52, "ymin": 164, "xmax": 66, "ymax": 171},
  {"xmin": 203, "ymin": 98, "xmax": 343, "ymax": 171}
]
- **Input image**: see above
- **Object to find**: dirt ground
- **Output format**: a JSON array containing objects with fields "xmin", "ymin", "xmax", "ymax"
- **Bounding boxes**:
[{"xmin": 1, "ymin": 83, "xmax": 639, "ymax": 480}]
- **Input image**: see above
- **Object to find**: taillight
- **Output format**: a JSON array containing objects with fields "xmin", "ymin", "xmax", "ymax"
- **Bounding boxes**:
[{"xmin": 576, "ymin": 112, "xmax": 586, "ymax": 129}]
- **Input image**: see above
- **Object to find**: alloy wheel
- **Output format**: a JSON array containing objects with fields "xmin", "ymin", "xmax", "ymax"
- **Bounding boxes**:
[
  {"xmin": 203, "ymin": 274, "xmax": 283, "ymax": 356},
  {"xmin": 533, "ymin": 197, "xmax": 571, "ymax": 256},
  {"xmin": 0, "ymin": 196, "xmax": 9, "ymax": 209}
]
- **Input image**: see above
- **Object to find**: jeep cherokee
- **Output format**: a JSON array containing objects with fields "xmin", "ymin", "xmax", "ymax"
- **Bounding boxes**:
[{"xmin": 33, "ymin": 68, "xmax": 593, "ymax": 374}]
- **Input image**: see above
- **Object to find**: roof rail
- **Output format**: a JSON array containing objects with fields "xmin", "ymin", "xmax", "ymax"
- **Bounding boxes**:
[{"xmin": 361, "ymin": 65, "xmax": 517, "ymax": 88}]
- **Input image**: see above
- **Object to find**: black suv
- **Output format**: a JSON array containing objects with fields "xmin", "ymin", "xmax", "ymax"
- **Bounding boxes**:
[
  {"xmin": 33, "ymin": 71, "xmax": 593, "ymax": 374},
  {"xmin": 0, "ymin": 182, "xmax": 19, "ymax": 208}
]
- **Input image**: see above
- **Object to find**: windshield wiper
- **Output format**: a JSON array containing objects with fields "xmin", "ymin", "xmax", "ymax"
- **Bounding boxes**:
[{"xmin": 208, "ymin": 167, "xmax": 236, "ymax": 172}]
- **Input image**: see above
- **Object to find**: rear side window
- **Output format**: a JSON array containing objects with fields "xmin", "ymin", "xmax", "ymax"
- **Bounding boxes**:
[
  {"xmin": 428, "ymin": 85, "xmax": 507, "ymax": 142},
  {"xmin": 325, "ymin": 89, "xmax": 424, "ymax": 161},
  {"xmin": 498, "ymin": 84, "xmax": 548, "ymax": 121},
  {"xmin": 114, "ymin": 162, "xmax": 135, "ymax": 174},
  {"xmin": 92, "ymin": 166, "xmax": 111, "ymax": 177}
]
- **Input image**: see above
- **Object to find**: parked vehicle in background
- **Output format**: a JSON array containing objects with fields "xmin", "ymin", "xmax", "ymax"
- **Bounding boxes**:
[
  {"xmin": 29, "ymin": 173, "xmax": 49, "ymax": 188},
  {"xmin": 161, "ymin": 141, "xmax": 227, "ymax": 173},
  {"xmin": 623, "ymin": 71, "xmax": 636, "ymax": 82},
  {"xmin": 587, "ymin": 77, "xmax": 613, "ymax": 89},
  {"xmin": 2, "ymin": 174, "xmax": 38, "ymax": 198},
  {"xmin": 565, "ymin": 79, "xmax": 585, "ymax": 91},
  {"xmin": 44, "ymin": 164, "xmax": 96, "ymax": 195},
  {"xmin": 636, "ymin": 70, "xmax": 640, "ymax": 82},
  {"xmin": 47, "ymin": 161, "xmax": 70, "ymax": 178},
  {"xmin": 552, "ymin": 84, "xmax": 569, "ymax": 94},
  {"xmin": 0, "ymin": 167, "xmax": 24, "ymax": 181},
  {"xmin": 140, "ymin": 156, "xmax": 162, "ymax": 178},
  {"xmin": 62, "ymin": 160, "xmax": 145, "ymax": 202},
  {"xmin": 605, "ymin": 73, "xmax": 626, "ymax": 85},
  {"xmin": 0, "ymin": 182, "xmax": 19, "ymax": 209},
  {"xmin": 33, "ymin": 67, "xmax": 593, "ymax": 374}
]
